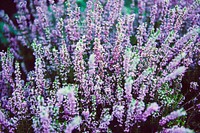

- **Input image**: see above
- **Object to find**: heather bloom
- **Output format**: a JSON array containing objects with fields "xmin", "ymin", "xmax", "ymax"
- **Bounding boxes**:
[
  {"xmin": 7, "ymin": 61, "xmax": 27, "ymax": 116},
  {"xmin": 56, "ymin": 85, "xmax": 75, "ymax": 105},
  {"xmin": 112, "ymin": 105, "xmax": 125, "ymax": 126},
  {"xmin": 73, "ymin": 37, "xmax": 86, "ymax": 84},
  {"xmin": 163, "ymin": 66, "xmax": 187, "ymax": 82},
  {"xmin": 190, "ymin": 82, "xmax": 199, "ymax": 90},
  {"xmin": 162, "ymin": 126, "xmax": 194, "ymax": 133},
  {"xmin": 167, "ymin": 52, "xmax": 187, "ymax": 71},
  {"xmin": 124, "ymin": 77, "xmax": 134, "ymax": 102},
  {"xmin": 142, "ymin": 102, "xmax": 160, "ymax": 121},
  {"xmin": 124, "ymin": 99, "xmax": 137, "ymax": 132},
  {"xmin": 88, "ymin": 53, "xmax": 96, "ymax": 75},
  {"xmin": 159, "ymin": 108, "xmax": 187, "ymax": 126},
  {"xmin": 0, "ymin": 51, "xmax": 15, "ymax": 88},
  {"xmin": 98, "ymin": 108, "xmax": 112, "ymax": 131},
  {"xmin": 65, "ymin": 116, "xmax": 82, "ymax": 133},
  {"xmin": 0, "ymin": 110, "xmax": 8, "ymax": 129},
  {"xmin": 93, "ymin": 37, "xmax": 106, "ymax": 79},
  {"xmin": 39, "ymin": 106, "xmax": 51, "ymax": 133},
  {"xmin": 133, "ymin": 100, "xmax": 145, "ymax": 122}
]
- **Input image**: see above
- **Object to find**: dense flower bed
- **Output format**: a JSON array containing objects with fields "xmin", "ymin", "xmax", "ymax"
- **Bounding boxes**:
[{"xmin": 0, "ymin": 0, "xmax": 200, "ymax": 132}]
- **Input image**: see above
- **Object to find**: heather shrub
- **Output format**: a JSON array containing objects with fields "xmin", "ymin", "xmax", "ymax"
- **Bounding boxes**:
[{"xmin": 0, "ymin": 0, "xmax": 200, "ymax": 132}]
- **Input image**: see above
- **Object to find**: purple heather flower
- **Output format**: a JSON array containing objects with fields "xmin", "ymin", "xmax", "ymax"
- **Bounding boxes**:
[
  {"xmin": 65, "ymin": 116, "xmax": 82, "ymax": 133},
  {"xmin": 163, "ymin": 66, "xmax": 187, "ymax": 82},
  {"xmin": 142, "ymin": 102, "xmax": 160, "ymax": 121},
  {"xmin": 162, "ymin": 126, "xmax": 194, "ymax": 133},
  {"xmin": 159, "ymin": 108, "xmax": 187, "ymax": 126},
  {"xmin": 190, "ymin": 82, "xmax": 199, "ymax": 90}
]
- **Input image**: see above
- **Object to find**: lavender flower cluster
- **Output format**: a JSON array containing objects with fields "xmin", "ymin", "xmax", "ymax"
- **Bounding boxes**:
[{"xmin": 0, "ymin": 0, "xmax": 200, "ymax": 132}]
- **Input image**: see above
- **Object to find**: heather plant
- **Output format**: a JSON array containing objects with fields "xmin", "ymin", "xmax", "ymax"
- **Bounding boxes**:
[{"xmin": 0, "ymin": 0, "xmax": 200, "ymax": 133}]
